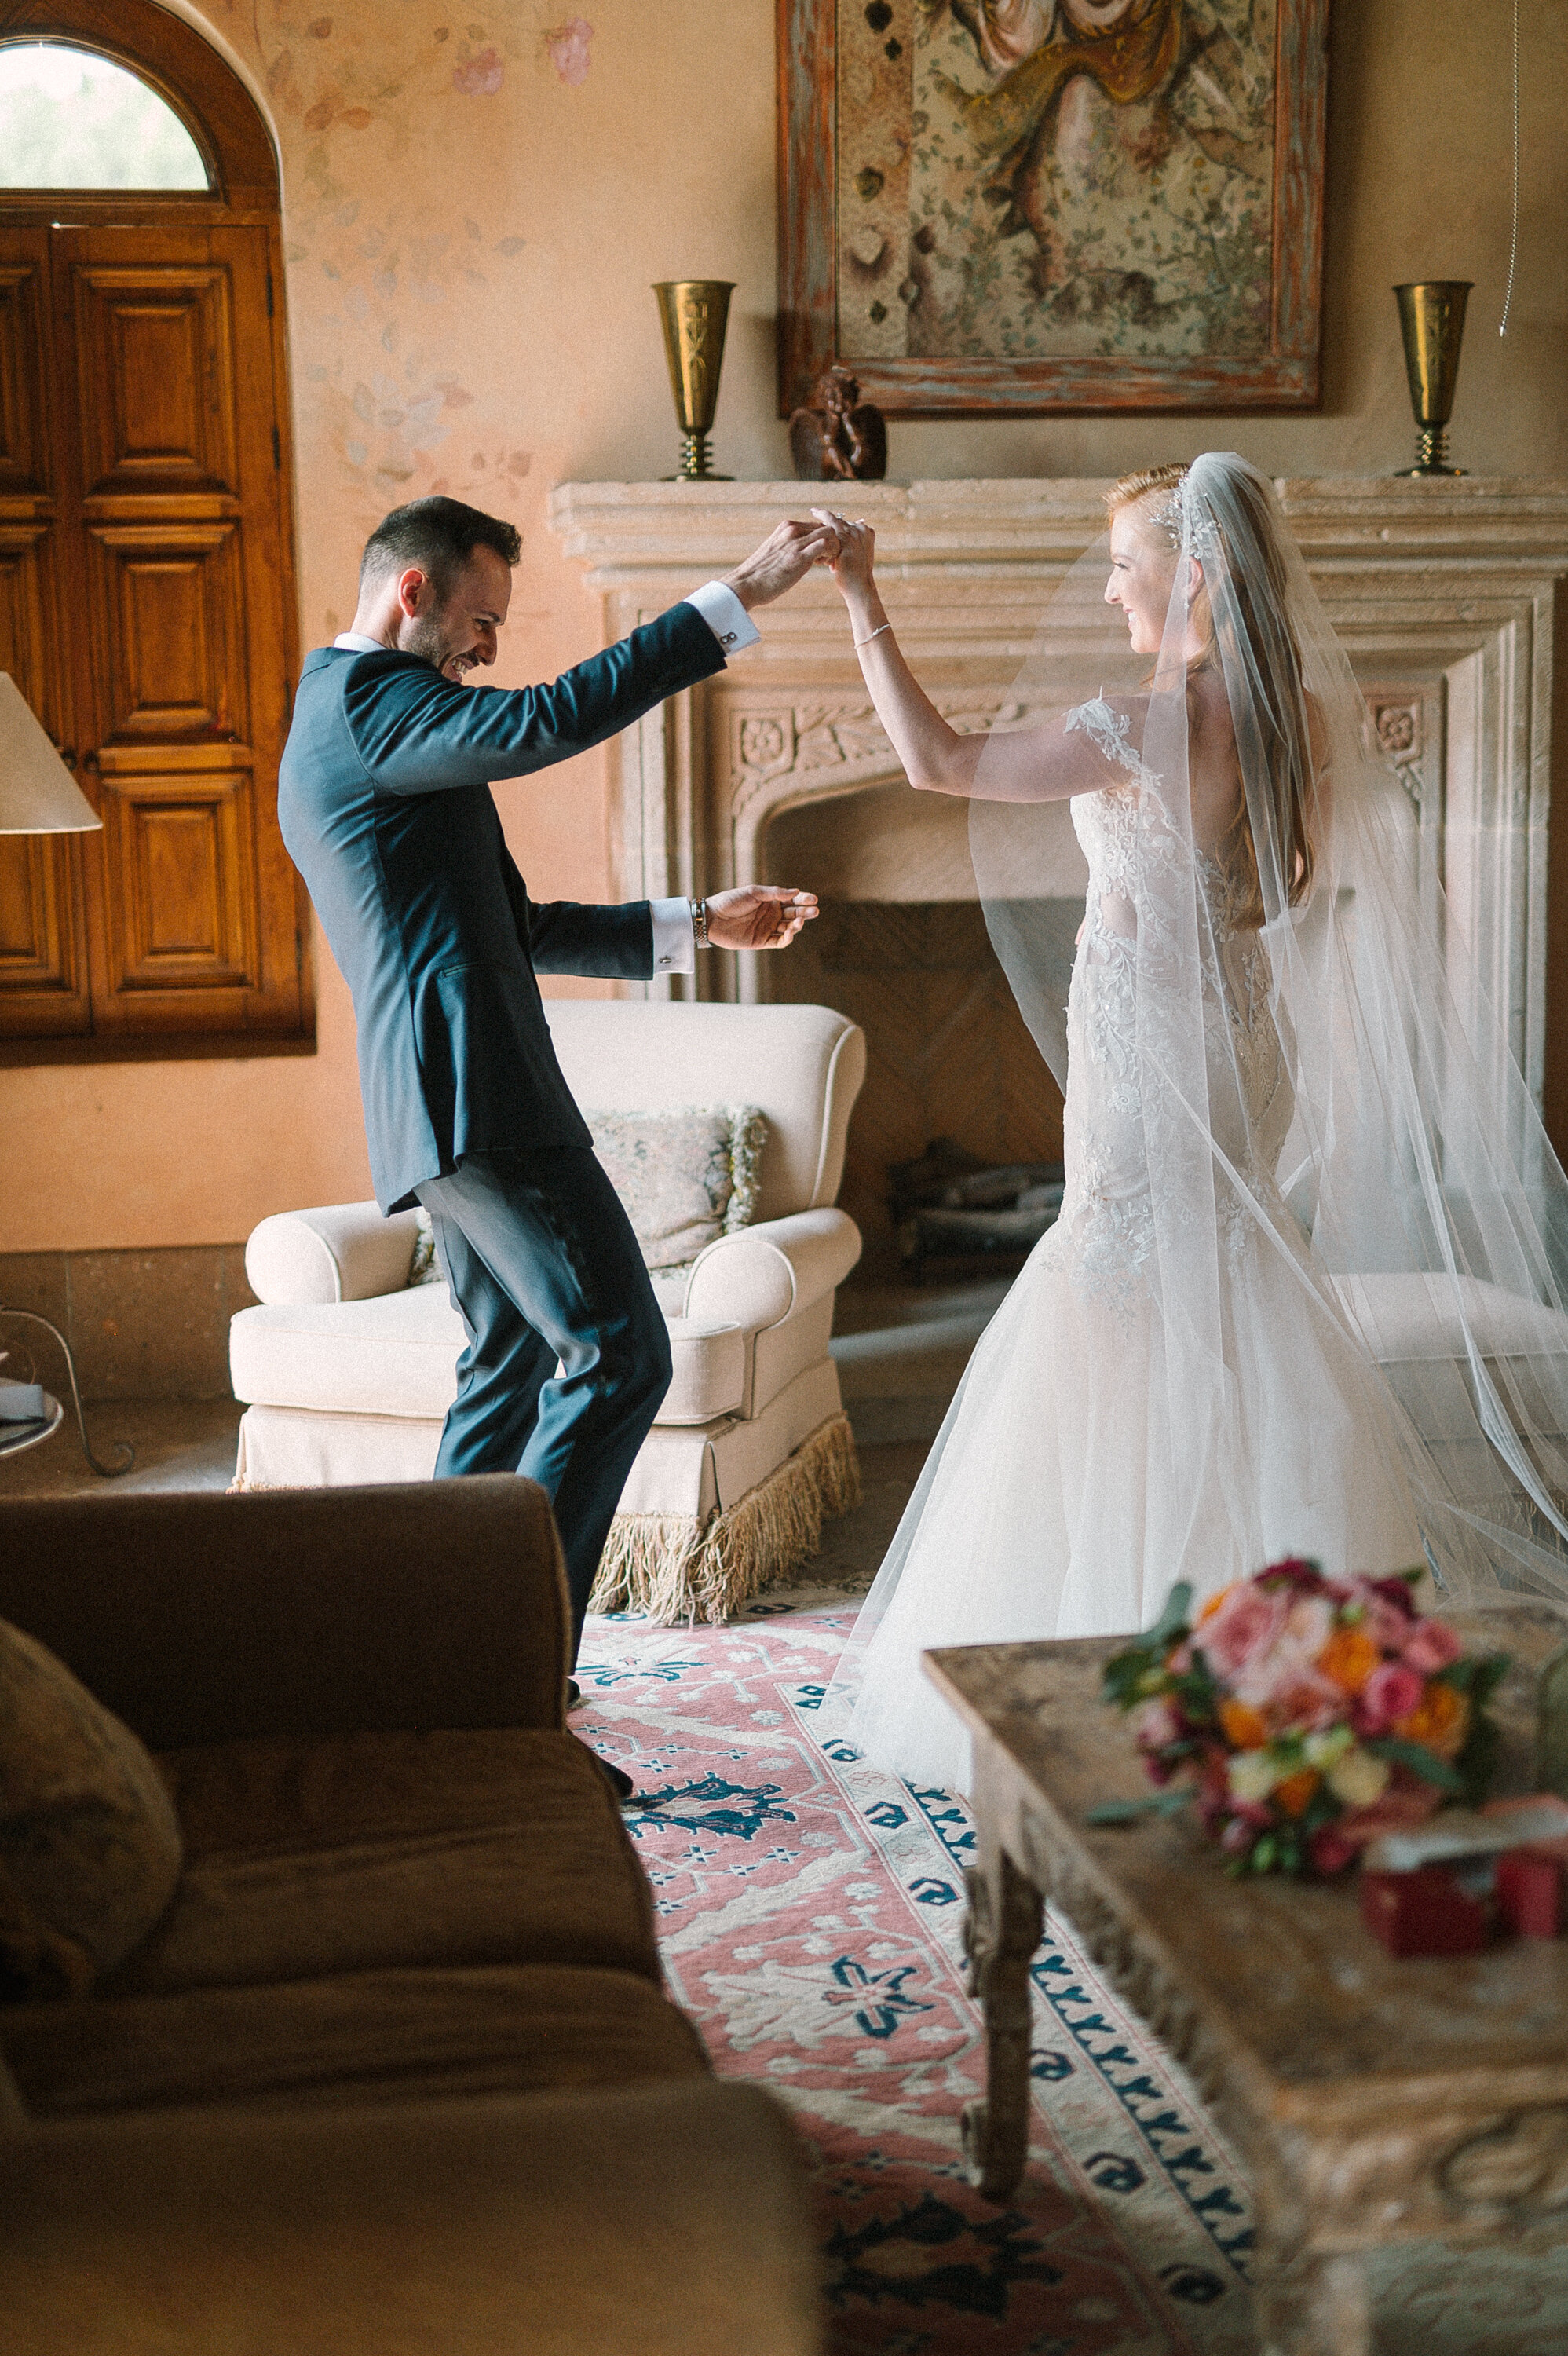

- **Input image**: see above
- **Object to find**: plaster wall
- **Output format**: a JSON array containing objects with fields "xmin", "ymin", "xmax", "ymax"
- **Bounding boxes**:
[{"xmin": 6, "ymin": 0, "xmax": 1564, "ymax": 1251}]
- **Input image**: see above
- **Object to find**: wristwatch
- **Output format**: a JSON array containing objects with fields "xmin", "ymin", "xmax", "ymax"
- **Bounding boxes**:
[{"xmin": 690, "ymin": 896, "xmax": 711, "ymax": 948}]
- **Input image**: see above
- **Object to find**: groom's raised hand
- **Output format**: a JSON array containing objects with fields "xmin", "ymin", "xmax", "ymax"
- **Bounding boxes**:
[{"xmin": 722, "ymin": 518, "xmax": 841, "ymax": 611}]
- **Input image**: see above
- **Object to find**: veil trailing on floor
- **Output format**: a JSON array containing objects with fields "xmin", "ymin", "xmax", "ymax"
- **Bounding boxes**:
[{"xmin": 835, "ymin": 453, "xmax": 1568, "ymax": 1767}]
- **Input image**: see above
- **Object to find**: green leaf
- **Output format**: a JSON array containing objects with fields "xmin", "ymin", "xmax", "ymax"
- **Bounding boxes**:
[
  {"xmin": 1084, "ymin": 1791, "xmax": 1191, "ymax": 1826},
  {"xmin": 1454, "ymin": 1710, "xmax": 1500, "ymax": 1809},
  {"xmin": 1144, "ymin": 1581, "xmax": 1194, "ymax": 1651},
  {"xmin": 1365, "ymin": 1736, "xmax": 1467, "ymax": 1794},
  {"xmin": 1437, "ymin": 1652, "xmax": 1512, "ymax": 1706}
]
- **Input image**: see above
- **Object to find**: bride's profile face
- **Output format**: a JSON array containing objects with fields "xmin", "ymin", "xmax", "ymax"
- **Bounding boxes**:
[{"xmin": 1104, "ymin": 504, "xmax": 1177, "ymax": 656}]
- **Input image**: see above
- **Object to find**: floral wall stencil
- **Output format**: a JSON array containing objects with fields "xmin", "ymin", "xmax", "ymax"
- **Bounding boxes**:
[
  {"xmin": 13, "ymin": 0, "xmax": 1564, "ymax": 1258},
  {"xmin": 546, "ymin": 18, "xmax": 593, "ymax": 83}
]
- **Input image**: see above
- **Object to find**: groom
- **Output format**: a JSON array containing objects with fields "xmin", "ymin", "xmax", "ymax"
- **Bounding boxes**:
[{"xmin": 280, "ymin": 495, "xmax": 834, "ymax": 1782}]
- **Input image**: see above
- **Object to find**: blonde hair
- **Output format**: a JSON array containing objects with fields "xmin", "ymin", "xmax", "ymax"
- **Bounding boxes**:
[{"xmin": 1105, "ymin": 463, "xmax": 1316, "ymax": 927}]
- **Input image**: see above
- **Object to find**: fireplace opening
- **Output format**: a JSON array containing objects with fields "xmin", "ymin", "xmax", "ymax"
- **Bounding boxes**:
[
  {"xmin": 760, "ymin": 782, "xmax": 1067, "ymax": 1286},
  {"xmin": 890, "ymin": 1138, "xmax": 1064, "ymax": 1283}
]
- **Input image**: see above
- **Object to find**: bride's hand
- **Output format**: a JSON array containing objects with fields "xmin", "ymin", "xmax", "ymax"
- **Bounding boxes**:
[{"xmin": 811, "ymin": 507, "xmax": 876, "ymax": 599}]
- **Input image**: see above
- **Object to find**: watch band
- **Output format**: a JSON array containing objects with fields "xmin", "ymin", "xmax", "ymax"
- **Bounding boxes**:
[{"xmin": 690, "ymin": 896, "xmax": 711, "ymax": 947}]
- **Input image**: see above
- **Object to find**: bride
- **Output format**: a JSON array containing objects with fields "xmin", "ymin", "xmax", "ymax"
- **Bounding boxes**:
[{"xmin": 816, "ymin": 454, "xmax": 1568, "ymax": 1791}]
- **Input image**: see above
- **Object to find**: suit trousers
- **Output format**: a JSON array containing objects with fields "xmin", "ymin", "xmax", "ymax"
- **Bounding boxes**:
[{"xmin": 415, "ymin": 1150, "xmax": 672, "ymax": 1654}]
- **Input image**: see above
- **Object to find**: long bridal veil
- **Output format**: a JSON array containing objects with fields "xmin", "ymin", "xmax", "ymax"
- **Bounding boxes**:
[{"xmin": 837, "ymin": 453, "xmax": 1568, "ymax": 1765}]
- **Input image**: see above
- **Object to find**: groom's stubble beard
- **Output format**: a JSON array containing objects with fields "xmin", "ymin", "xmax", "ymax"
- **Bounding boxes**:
[{"xmin": 400, "ymin": 602, "xmax": 472, "ymax": 681}]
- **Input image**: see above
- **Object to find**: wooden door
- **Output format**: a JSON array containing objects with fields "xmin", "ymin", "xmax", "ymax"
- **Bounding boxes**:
[
  {"xmin": 0, "ymin": 224, "xmax": 90, "ymax": 1035},
  {"xmin": 0, "ymin": 221, "xmax": 305, "ymax": 1048}
]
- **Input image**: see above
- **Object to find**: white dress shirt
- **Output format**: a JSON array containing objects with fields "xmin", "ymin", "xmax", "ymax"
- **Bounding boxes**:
[{"xmin": 331, "ymin": 580, "xmax": 757, "ymax": 974}]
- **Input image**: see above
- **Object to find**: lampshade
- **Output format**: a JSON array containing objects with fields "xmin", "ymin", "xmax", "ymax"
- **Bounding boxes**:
[{"xmin": 0, "ymin": 671, "xmax": 101, "ymax": 832}]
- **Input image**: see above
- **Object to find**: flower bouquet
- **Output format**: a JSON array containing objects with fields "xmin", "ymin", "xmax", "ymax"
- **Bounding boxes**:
[{"xmin": 1092, "ymin": 1560, "xmax": 1511, "ymax": 1877}]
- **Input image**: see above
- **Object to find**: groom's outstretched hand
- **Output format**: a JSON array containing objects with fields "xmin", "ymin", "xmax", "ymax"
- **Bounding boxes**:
[
  {"xmin": 722, "ymin": 518, "xmax": 841, "ymax": 611},
  {"xmin": 704, "ymin": 884, "xmax": 819, "ymax": 951}
]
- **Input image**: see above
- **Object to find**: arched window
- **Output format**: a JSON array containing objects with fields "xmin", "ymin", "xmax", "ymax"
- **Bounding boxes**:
[
  {"xmin": 0, "ymin": 0, "xmax": 308, "ymax": 1056},
  {"xmin": 0, "ymin": 43, "xmax": 210, "ymax": 189}
]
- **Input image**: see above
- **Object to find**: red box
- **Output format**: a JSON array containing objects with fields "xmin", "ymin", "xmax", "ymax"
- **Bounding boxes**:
[
  {"xmin": 1361, "ymin": 1867, "xmax": 1489, "ymax": 1957},
  {"xmin": 1495, "ymin": 1851, "xmax": 1564, "ymax": 1940}
]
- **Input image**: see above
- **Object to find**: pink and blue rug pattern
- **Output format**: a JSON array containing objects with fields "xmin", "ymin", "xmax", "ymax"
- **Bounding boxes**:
[{"xmin": 578, "ymin": 1590, "xmax": 1258, "ymax": 2356}]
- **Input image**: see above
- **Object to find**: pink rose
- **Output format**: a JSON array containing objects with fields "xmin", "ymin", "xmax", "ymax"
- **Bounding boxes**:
[
  {"xmin": 1401, "ymin": 1618, "xmax": 1463, "ymax": 1675},
  {"xmin": 1194, "ymin": 1582, "xmax": 1288, "ymax": 1685},
  {"xmin": 1352, "ymin": 1659, "xmax": 1425, "ymax": 1737},
  {"xmin": 1343, "ymin": 1578, "xmax": 1416, "ymax": 1653},
  {"xmin": 1131, "ymin": 1697, "xmax": 1180, "ymax": 1751},
  {"xmin": 1262, "ymin": 1669, "xmax": 1346, "ymax": 1734},
  {"xmin": 1231, "ymin": 1594, "xmax": 1337, "ymax": 1710}
]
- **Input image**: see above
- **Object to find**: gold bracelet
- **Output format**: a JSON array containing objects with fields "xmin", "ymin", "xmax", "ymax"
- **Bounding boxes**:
[
  {"xmin": 853, "ymin": 622, "xmax": 893, "ymax": 649},
  {"xmin": 690, "ymin": 896, "xmax": 711, "ymax": 946}
]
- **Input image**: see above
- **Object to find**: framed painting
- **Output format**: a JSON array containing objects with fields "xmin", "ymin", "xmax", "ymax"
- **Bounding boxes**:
[{"xmin": 777, "ymin": 0, "xmax": 1329, "ymax": 415}]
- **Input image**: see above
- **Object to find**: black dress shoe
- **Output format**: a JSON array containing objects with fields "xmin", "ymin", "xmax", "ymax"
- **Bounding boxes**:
[
  {"xmin": 566, "ymin": 1677, "xmax": 582, "ymax": 1709},
  {"xmin": 594, "ymin": 1756, "xmax": 636, "ymax": 1804}
]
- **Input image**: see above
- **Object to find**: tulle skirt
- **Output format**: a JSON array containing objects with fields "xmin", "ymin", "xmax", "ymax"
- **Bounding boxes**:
[{"xmin": 837, "ymin": 1217, "xmax": 1423, "ymax": 1792}]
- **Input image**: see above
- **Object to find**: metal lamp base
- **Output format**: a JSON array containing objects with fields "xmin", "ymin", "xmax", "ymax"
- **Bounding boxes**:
[{"xmin": 0, "ymin": 1308, "xmax": 134, "ymax": 1476}]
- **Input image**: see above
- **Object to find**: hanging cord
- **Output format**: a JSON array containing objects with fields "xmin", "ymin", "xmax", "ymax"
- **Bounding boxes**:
[{"xmin": 1499, "ymin": 0, "xmax": 1519, "ymax": 335}]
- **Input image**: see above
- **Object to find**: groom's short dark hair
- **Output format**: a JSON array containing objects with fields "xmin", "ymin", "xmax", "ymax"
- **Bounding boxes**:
[{"xmin": 360, "ymin": 496, "xmax": 521, "ymax": 597}]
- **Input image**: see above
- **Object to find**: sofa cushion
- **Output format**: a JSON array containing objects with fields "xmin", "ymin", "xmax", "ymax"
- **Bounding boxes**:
[
  {"xmin": 229, "ymin": 1285, "xmax": 744, "ymax": 1425},
  {"xmin": 0, "ymin": 1620, "xmax": 182, "ymax": 2000},
  {"xmin": 102, "ymin": 1729, "xmax": 660, "ymax": 1996},
  {"xmin": 3, "ymin": 1964, "xmax": 709, "ymax": 2116}
]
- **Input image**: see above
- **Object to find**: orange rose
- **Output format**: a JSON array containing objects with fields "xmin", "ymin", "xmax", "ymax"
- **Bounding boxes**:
[
  {"xmin": 1393, "ymin": 1680, "xmax": 1471, "ymax": 1762},
  {"xmin": 1273, "ymin": 1769, "xmax": 1321, "ymax": 1820},
  {"xmin": 1315, "ymin": 1627, "xmax": 1382, "ymax": 1695},
  {"xmin": 1219, "ymin": 1697, "xmax": 1269, "ymax": 1750}
]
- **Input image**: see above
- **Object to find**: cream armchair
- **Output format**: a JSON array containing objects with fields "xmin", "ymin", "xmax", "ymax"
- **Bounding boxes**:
[{"xmin": 230, "ymin": 1001, "xmax": 867, "ymax": 1622}]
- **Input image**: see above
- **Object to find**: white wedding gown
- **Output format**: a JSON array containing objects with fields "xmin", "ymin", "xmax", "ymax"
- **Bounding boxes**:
[{"xmin": 840, "ymin": 734, "xmax": 1423, "ymax": 1792}]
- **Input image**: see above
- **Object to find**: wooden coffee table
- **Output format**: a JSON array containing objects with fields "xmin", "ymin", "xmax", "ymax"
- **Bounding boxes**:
[{"xmin": 925, "ymin": 1603, "xmax": 1568, "ymax": 2356}]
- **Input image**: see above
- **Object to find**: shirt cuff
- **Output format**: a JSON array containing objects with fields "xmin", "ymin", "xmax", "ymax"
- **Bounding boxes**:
[
  {"xmin": 684, "ymin": 579, "xmax": 761, "ymax": 660},
  {"xmin": 649, "ymin": 896, "xmax": 696, "ymax": 975}
]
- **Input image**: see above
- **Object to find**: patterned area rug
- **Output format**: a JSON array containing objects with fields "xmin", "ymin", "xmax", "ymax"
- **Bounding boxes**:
[
  {"xmin": 579, "ymin": 1587, "xmax": 1568, "ymax": 2355},
  {"xmin": 578, "ymin": 1588, "xmax": 1258, "ymax": 2356}
]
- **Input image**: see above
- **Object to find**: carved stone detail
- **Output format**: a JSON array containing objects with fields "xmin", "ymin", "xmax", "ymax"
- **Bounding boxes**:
[{"xmin": 1373, "ymin": 700, "xmax": 1419, "ymax": 759}]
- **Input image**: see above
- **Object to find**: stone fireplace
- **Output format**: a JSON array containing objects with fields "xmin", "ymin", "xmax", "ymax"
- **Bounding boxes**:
[{"xmin": 551, "ymin": 478, "xmax": 1568, "ymax": 1268}]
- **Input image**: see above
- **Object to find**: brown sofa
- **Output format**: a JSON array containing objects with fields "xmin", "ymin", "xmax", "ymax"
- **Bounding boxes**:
[{"xmin": 0, "ymin": 1480, "xmax": 821, "ymax": 2352}]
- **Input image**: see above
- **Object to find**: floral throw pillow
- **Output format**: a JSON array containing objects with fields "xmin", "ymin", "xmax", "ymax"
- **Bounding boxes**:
[
  {"xmin": 589, "ymin": 1105, "xmax": 766, "ymax": 1273},
  {"xmin": 407, "ymin": 1104, "xmax": 767, "ymax": 1286}
]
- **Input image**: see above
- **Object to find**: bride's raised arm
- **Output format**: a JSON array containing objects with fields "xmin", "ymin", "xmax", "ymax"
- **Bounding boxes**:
[{"xmin": 813, "ymin": 506, "xmax": 1139, "ymax": 803}]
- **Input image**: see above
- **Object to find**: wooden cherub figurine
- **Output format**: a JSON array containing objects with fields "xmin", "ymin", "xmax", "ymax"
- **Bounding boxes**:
[{"xmin": 789, "ymin": 365, "xmax": 887, "ymax": 482}]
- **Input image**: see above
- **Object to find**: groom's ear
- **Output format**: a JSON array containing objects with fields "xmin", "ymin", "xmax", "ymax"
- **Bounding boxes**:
[{"xmin": 397, "ymin": 565, "xmax": 434, "ymax": 617}]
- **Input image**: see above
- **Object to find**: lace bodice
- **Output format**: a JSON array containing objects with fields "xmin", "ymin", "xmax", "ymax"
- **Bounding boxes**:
[{"xmin": 1049, "ymin": 700, "xmax": 1294, "ymax": 1314}]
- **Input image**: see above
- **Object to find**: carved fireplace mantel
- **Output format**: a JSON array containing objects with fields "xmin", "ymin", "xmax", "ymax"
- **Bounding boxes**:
[{"xmin": 550, "ymin": 477, "xmax": 1568, "ymax": 1112}]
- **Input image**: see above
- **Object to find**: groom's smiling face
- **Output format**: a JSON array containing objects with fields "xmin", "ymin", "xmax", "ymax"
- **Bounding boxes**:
[{"xmin": 397, "ymin": 543, "xmax": 514, "ymax": 682}]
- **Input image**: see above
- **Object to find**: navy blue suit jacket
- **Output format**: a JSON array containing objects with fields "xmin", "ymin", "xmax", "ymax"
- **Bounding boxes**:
[{"xmin": 279, "ymin": 602, "xmax": 727, "ymax": 1211}]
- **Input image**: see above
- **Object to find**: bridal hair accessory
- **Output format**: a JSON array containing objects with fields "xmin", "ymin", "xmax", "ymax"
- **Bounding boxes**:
[{"xmin": 1089, "ymin": 1560, "xmax": 1511, "ymax": 1880}]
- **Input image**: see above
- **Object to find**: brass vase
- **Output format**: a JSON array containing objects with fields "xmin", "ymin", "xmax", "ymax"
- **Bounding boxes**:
[
  {"xmin": 1393, "ymin": 281, "xmax": 1473, "ymax": 477},
  {"xmin": 652, "ymin": 280, "xmax": 734, "ymax": 481}
]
